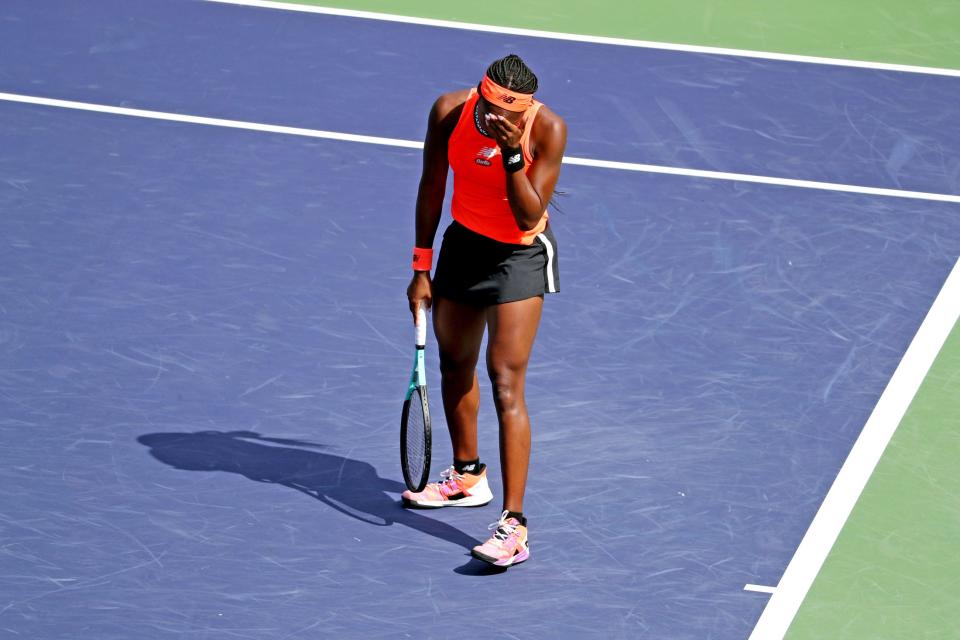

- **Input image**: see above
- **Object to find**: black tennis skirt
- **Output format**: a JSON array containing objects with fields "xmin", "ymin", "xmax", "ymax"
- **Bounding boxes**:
[{"xmin": 432, "ymin": 220, "xmax": 559, "ymax": 306}]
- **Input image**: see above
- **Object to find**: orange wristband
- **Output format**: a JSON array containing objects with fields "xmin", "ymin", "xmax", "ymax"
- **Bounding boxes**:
[{"xmin": 412, "ymin": 247, "xmax": 433, "ymax": 271}]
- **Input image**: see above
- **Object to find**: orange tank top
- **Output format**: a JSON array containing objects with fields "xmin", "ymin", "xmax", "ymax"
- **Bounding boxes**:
[{"xmin": 448, "ymin": 89, "xmax": 547, "ymax": 245}]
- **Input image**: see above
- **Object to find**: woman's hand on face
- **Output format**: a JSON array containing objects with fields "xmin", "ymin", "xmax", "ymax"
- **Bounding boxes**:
[{"xmin": 485, "ymin": 113, "xmax": 523, "ymax": 149}]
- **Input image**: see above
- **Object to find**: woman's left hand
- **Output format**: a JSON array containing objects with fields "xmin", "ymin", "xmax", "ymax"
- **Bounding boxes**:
[{"xmin": 485, "ymin": 113, "xmax": 523, "ymax": 150}]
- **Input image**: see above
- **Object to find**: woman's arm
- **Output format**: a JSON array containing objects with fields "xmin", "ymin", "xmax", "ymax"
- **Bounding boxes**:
[
  {"xmin": 486, "ymin": 107, "xmax": 567, "ymax": 231},
  {"xmin": 407, "ymin": 91, "xmax": 467, "ymax": 318}
]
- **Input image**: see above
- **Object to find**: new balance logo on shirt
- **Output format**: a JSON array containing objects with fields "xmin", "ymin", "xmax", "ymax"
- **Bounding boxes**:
[{"xmin": 475, "ymin": 146, "xmax": 498, "ymax": 166}]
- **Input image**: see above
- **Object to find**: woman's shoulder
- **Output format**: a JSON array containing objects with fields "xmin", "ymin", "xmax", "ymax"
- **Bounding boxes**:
[
  {"xmin": 530, "ymin": 103, "xmax": 567, "ymax": 156},
  {"xmin": 435, "ymin": 88, "xmax": 473, "ymax": 111},
  {"xmin": 429, "ymin": 88, "xmax": 474, "ymax": 126},
  {"xmin": 531, "ymin": 103, "xmax": 567, "ymax": 139}
]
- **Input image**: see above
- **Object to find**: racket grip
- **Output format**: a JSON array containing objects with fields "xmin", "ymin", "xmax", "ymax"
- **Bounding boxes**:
[{"xmin": 415, "ymin": 305, "xmax": 427, "ymax": 347}]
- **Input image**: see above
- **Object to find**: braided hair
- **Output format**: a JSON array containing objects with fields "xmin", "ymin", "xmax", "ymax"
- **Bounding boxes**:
[{"xmin": 485, "ymin": 54, "xmax": 538, "ymax": 94}]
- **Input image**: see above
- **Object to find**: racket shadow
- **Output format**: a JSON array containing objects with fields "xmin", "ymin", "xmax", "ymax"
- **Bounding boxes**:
[{"xmin": 137, "ymin": 430, "xmax": 479, "ymax": 550}]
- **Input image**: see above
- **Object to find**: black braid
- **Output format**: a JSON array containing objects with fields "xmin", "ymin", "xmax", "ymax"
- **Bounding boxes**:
[{"xmin": 485, "ymin": 54, "xmax": 538, "ymax": 94}]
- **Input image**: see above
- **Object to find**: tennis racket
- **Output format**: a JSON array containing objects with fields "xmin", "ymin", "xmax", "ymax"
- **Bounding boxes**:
[{"xmin": 400, "ymin": 305, "xmax": 432, "ymax": 492}]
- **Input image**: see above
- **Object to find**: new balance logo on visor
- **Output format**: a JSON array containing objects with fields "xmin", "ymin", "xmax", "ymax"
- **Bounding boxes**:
[{"xmin": 498, "ymin": 94, "xmax": 516, "ymax": 104}]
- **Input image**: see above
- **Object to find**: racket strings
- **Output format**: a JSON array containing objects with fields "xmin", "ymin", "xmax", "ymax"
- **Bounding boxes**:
[{"xmin": 404, "ymin": 390, "xmax": 428, "ymax": 482}]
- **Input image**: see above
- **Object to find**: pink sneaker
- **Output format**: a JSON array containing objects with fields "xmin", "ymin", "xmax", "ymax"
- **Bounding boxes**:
[
  {"xmin": 471, "ymin": 511, "xmax": 529, "ymax": 567},
  {"xmin": 401, "ymin": 466, "xmax": 493, "ymax": 508}
]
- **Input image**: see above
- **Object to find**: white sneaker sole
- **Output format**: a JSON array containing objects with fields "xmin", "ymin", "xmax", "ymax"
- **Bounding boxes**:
[
  {"xmin": 402, "ymin": 492, "xmax": 493, "ymax": 509},
  {"xmin": 472, "ymin": 545, "xmax": 530, "ymax": 567},
  {"xmin": 402, "ymin": 475, "xmax": 494, "ymax": 509}
]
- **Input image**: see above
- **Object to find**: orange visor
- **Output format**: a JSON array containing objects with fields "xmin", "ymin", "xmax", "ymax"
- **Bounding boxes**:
[{"xmin": 479, "ymin": 76, "xmax": 534, "ymax": 112}]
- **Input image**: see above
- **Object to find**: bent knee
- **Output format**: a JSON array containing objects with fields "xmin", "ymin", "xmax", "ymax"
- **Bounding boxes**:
[{"xmin": 487, "ymin": 366, "xmax": 526, "ymax": 412}]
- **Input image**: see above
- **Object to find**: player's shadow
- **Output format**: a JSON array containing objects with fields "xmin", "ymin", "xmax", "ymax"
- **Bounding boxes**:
[{"xmin": 137, "ymin": 430, "xmax": 479, "ymax": 551}]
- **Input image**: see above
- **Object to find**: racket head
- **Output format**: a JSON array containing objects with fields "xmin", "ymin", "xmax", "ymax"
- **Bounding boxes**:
[{"xmin": 400, "ymin": 385, "xmax": 431, "ymax": 492}]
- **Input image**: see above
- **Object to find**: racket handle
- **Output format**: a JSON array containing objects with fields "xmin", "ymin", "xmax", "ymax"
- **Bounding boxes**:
[{"xmin": 415, "ymin": 305, "xmax": 427, "ymax": 347}]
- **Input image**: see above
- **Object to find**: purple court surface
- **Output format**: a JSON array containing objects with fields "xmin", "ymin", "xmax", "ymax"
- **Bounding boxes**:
[{"xmin": 1, "ymin": 1, "xmax": 958, "ymax": 638}]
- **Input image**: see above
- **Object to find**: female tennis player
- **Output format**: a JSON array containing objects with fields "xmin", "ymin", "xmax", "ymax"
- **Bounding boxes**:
[{"xmin": 402, "ymin": 54, "xmax": 567, "ymax": 567}]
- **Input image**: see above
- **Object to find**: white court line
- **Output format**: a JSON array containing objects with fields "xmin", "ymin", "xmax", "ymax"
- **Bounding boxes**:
[
  {"xmin": 744, "ymin": 585, "xmax": 778, "ymax": 595},
  {"xmin": 2, "ymin": 92, "xmax": 425, "ymax": 150},
  {"xmin": 202, "ymin": 0, "xmax": 960, "ymax": 78},
  {"xmin": 749, "ymin": 257, "xmax": 960, "ymax": 640},
  {"xmin": 2, "ymin": 92, "xmax": 959, "ymax": 205},
  {"xmin": 559, "ymin": 157, "xmax": 960, "ymax": 204}
]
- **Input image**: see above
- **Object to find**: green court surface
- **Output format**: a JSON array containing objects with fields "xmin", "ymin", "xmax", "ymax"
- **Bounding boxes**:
[
  {"xmin": 281, "ymin": 2, "xmax": 958, "ymax": 636},
  {"xmin": 786, "ymin": 321, "xmax": 960, "ymax": 640},
  {"xmin": 288, "ymin": 0, "xmax": 960, "ymax": 71}
]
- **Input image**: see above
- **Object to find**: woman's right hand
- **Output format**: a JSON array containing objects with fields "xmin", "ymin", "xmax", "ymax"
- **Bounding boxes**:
[{"xmin": 406, "ymin": 271, "xmax": 433, "ymax": 323}]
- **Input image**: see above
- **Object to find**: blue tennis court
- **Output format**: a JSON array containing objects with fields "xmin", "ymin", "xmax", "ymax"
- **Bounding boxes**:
[{"xmin": 2, "ymin": 1, "xmax": 958, "ymax": 638}]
